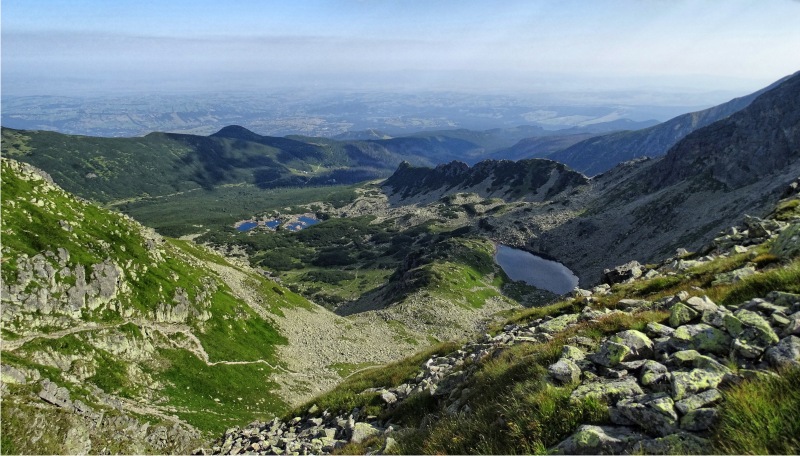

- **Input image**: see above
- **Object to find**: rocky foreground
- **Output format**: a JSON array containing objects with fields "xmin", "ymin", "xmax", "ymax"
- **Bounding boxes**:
[{"xmin": 202, "ymin": 211, "xmax": 800, "ymax": 455}]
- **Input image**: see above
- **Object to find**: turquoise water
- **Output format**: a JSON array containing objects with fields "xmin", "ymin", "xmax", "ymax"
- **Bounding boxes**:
[{"xmin": 494, "ymin": 244, "xmax": 579, "ymax": 295}]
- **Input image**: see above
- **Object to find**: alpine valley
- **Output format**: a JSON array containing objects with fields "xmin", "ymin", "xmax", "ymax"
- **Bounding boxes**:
[{"xmin": 2, "ymin": 72, "xmax": 800, "ymax": 455}]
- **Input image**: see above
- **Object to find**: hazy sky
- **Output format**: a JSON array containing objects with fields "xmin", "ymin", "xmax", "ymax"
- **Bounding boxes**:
[{"xmin": 3, "ymin": 0, "xmax": 800, "ymax": 96}]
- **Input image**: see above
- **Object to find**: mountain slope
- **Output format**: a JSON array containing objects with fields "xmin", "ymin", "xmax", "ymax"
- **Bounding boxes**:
[
  {"xmin": 549, "ymin": 73, "xmax": 795, "ymax": 176},
  {"xmin": 0, "ymin": 126, "xmax": 410, "ymax": 205},
  {"xmin": 0, "ymin": 158, "xmax": 425, "ymax": 454},
  {"xmin": 383, "ymin": 158, "xmax": 589, "ymax": 204},
  {"xmin": 536, "ymin": 71, "xmax": 800, "ymax": 283}
]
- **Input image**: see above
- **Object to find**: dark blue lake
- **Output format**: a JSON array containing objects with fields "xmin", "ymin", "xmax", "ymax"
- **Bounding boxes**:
[
  {"xmin": 285, "ymin": 216, "xmax": 321, "ymax": 232},
  {"xmin": 494, "ymin": 244, "xmax": 579, "ymax": 295},
  {"xmin": 265, "ymin": 220, "xmax": 281, "ymax": 229},
  {"xmin": 236, "ymin": 221, "xmax": 258, "ymax": 232}
]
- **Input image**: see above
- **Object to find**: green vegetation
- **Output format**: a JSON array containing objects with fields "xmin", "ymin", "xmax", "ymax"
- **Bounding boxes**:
[
  {"xmin": 713, "ymin": 368, "xmax": 800, "ymax": 454},
  {"xmin": 291, "ymin": 342, "xmax": 460, "ymax": 419},
  {"xmin": 116, "ymin": 183, "xmax": 357, "ymax": 237},
  {"xmin": 159, "ymin": 349, "xmax": 286, "ymax": 434}
]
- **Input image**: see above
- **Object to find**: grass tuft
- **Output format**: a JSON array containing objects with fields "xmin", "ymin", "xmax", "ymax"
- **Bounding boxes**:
[{"xmin": 713, "ymin": 368, "xmax": 800, "ymax": 454}]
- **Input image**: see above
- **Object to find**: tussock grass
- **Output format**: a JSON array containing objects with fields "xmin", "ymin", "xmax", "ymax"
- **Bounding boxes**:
[
  {"xmin": 713, "ymin": 368, "xmax": 800, "ymax": 454},
  {"xmin": 718, "ymin": 258, "xmax": 800, "ymax": 306}
]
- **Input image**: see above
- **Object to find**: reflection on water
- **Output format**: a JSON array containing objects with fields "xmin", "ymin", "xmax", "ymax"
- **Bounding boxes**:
[{"xmin": 494, "ymin": 244, "xmax": 578, "ymax": 295}]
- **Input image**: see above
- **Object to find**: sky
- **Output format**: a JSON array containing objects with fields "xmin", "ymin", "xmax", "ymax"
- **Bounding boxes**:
[{"xmin": 2, "ymin": 0, "xmax": 800, "ymax": 96}]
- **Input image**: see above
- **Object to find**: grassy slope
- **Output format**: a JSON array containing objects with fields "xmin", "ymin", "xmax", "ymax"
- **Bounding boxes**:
[{"xmin": 0, "ymin": 158, "xmax": 319, "ymax": 452}]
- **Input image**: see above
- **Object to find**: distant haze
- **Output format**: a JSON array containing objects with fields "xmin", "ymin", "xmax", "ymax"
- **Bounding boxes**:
[{"xmin": 2, "ymin": 0, "xmax": 799, "ymax": 98}]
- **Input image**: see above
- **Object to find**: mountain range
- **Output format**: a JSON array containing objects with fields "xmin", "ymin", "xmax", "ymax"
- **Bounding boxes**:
[{"xmin": 2, "ymin": 71, "xmax": 799, "ymax": 454}]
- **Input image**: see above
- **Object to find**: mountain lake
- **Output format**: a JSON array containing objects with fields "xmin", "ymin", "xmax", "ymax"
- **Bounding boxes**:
[{"xmin": 494, "ymin": 244, "xmax": 579, "ymax": 295}]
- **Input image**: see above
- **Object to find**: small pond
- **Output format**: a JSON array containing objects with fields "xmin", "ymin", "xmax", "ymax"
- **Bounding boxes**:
[
  {"xmin": 285, "ymin": 216, "xmax": 321, "ymax": 232},
  {"xmin": 494, "ymin": 244, "xmax": 579, "ymax": 295},
  {"xmin": 236, "ymin": 221, "xmax": 258, "ymax": 232}
]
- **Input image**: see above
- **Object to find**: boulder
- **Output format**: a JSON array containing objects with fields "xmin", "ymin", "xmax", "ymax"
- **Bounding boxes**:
[
  {"xmin": 674, "ymin": 388, "xmax": 722, "ymax": 415},
  {"xmin": 684, "ymin": 296, "xmax": 719, "ymax": 313},
  {"xmin": 680, "ymin": 408, "xmax": 719, "ymax": 431},
  {"xmin": 712, "ymin": 266, "xmax": 757, "ymax": 286},
  {"xmin": 611, "ymin": 392, "xmax": 679, "ymax": 437},
  {"xmin": 610, "ymin": 330, "xmax": 654, "ymax": 360},
  {"xmin": 350, "ymin": 422, "xmax": 381, "ymax": 443},
  {"xmin": 733, "ymin": 309, "xmax": 780, "ymax": 350},
  {"xmin": 770, "ymin": 221, "xmax": 800, "ymax": 259},
  {"xmin": 617, "ymin": 299, "xmax": 652, "ymax": 311},
  {"xmin": 670, "ymin": 324, "xmax": 732, "ymax": 355},
  {"xmin": 670, "ymin": 369, "xmax": 726, "ymax": 401},
  {"xmin": 589, "ymin": 341, "xmax": 631, "ymax": 367},
  {"xmin": 561, "ymin": 345, "xmax": 586, "ymax": 362},
  {"xmin": 701, "ymin": 308, "xmax": 732, "ymax": 329},
  {"xmin": 640, "ymin": 360, "xmax": 671, "ymax": 391},
  {"xmin": 537, "ymin": 313, "xmax": 580, "ymax": 334},
  {"xmin": 548, "ymin": 358, "xmax": 581, "ymax": 384},
  {"xmin": 570, "ymin": 377, "xmax": 644, "ymax": 404},
  {"xmin": 552, "ymin": 425, "xmax": 646, "ymax": 455},
  {"xmin": 602, "ymin": 261, "xmax": 643, "ymax": 285},
  {"xmin": 646, "ymin": 322, "xmax": 675, "ymax": 338},
  {"xmin": 765, "ymin": 336, "xmax": 800, "ymax": 368},
  {"xmin": 669, "ymin": 303, "xmax": 700, "ymax": 327},
  {"xmin": 632, "ymin": 431, "xmax": 712, "ymax": 455}
]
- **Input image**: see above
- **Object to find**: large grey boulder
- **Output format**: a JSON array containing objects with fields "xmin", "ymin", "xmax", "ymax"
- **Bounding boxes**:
[
  {"xmin": 570, "ymin": 377, "xmax": 644, "ymax": 404},
  {"xmin": 640, "ymin": 360, "xmax": 671, "ymax": 392},
  {"xmin": 765, "ymin": 336, "xmax": 800, "ymax": 368},
  {"xmin": 675, "ymin": 388, "xmax": 722, "ymax": 415},
  {"xmin": 669, "ymin": 324, "xmax": 732, "ymax": 355},
  {"xmin": 770, "ymin": 221, "xmax": 800, "ymax": 259},
  {"xmin": 680, "ymin": 408, "xmax": 719, "ymax": 431},
  {"xmin": 611, "ymin": 392, "xmax": 679, "ymax": 437},
  {"xmin": 632, "ymin": 431, "xmax": 712, "ymax": 455},
  {"xmin": 610, "ymin": 330, "xmax": 654, "ymax": 360},
  {"xmin": 590, "ymin": 341, "xmax": 631, "ymax": 367},
  {"xmin": 552, "ymin": 425, "xmax": 646, "ymax": 455},
  {"xmin": 548, "ymin": 358, "xmax": 581, "ymax": 384},
  {"xmin": 602, "ymin": 261, "xmax": 643, "ymax": 285}
]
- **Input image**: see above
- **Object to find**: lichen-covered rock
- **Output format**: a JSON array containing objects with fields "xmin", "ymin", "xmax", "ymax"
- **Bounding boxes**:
[
  {"xmin": 670, "ymin": 324, "xmax": 732, "ymax": 355},
  {"xmin": 561, "ymin": 345, "xmax": 585, "ymax": 361},
  {"xmin": 675, "ymin": 388, "xmax": 722, "ymax": 415},
  {"xmin": 570, "ymin": 377, "xmax": 644, "ymax": 404},
  {"xmin": 733, "ymin": 309, "xmax": 780, "ymax": 349},
  {"xmin": 684, "ymin": 296, "xmax": 718, "ymax": 314},
  {"xmin": 617, "ymin": 299, "xmax": 652, "ymax": 311},
  {"xmin": 670, "ymin": 369, "xmax": 726, "ymax": 401},
  {"xmin": 712, "ymin": 266, "xmax": 757, "ymax": 286},
  {"xmin": 640, "ymin": 360, "xmax": 671, "ymax": 391},
  {"xmin": 646, "ymin": 322, "xmax": 675, "ymax": 338},
  {"xmin": 611, "ymin": 392, "xmax": 679, "ymax": 437},
  {"xmin": 590, "ymin": 341, "xmax": 631, "ymax": 367},
  {"xmin": 680, "ymin": 408, "xmax": 719, "ymax": 431},
  {"xmin": 350, "ymin": 422, "xmax": 381, "ymax": 443},
  {"xmin": 669, "ymin": 303, "xmax": 700, "ymax": 327},
  {"xmin": 552, "ymin": 425, "xmax": 646, "ymax": 455},
  {"xmin": 632, "ymin": 431, "xmax": 712, "ymax": 455},
  {"xmin": 771, "ymin": 221, "xmax": 800, "ymax": 259},
  {"xmin": 537, "ymin": 313, "xmax": 580, "ymax": 334},
  {"xmin": 610, "ymin": 329, "xmax": 654, "ymax": 361},
  {"xmin": 548, "ymin": 358, "xmax": 581, "ymax": 384},
  {"xmin": 765, "ymin": 335, "xmax": 800, "ymax": 368}
]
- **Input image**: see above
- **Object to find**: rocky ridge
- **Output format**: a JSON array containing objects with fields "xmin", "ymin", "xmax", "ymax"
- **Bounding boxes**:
[{"xmin": 205, "ymin": 209, "xmax": 800, "ymax": 454}]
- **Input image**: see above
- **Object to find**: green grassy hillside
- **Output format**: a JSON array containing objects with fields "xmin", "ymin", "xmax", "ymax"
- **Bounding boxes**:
[{"xmin": 0, "ymin": 158, "xmax": 314, "ymax": 453}]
